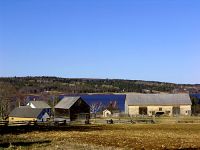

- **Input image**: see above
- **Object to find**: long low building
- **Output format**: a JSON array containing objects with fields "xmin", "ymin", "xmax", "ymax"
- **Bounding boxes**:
[
  {"xmin": 9, "ymin": 107, "xmax": 50, "ymax": 122},
  {"xmin": 125, "ymin": 93, "xmax": 192, "ymax": 116}
]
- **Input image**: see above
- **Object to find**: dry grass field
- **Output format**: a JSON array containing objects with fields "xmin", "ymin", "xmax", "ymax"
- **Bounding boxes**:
[{"xmin": 1, "ymin": 124, "xmax": 200, "ymax": 150}]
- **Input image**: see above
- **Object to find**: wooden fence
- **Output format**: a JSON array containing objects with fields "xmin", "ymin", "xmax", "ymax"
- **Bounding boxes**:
[
  {"xmin": 0, "ymin": 120, "xmax": 70, "ymax": 127},
  {"xmin": 91, "ymin": 116, "xmax": 200, "ymax": 124},
  {"xmin": 1, "ymin": 116, "xmax": 200, "ymax": 127}
]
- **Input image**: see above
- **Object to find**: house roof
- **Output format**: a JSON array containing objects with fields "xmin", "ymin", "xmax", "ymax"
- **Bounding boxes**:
[
  {"xmin": 19, "ymin": 105, "xmax": 31, "ymax": 108},
  {"xmin": 103, "ymin": 109, "xmax": 111, "ymax": 113},
  {"xmin": 28, "ymin": 101, "xmax": 51, "ymax": 108},
  {"xmin": 55, "ymin": 96, "xmax": 81, "ymax": 109},
  {"xmin": 9, "ymin": 107, "xmax": 44, "ymax": 118},
  {"xmin": 126, "ymin": 93, "xmax": 192, "ymax": 106}
]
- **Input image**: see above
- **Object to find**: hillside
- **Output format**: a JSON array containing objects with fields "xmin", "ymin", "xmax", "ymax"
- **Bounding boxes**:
[{"xmin": 0, "ymin": 76, "xmax": 200, "ymax": 94}]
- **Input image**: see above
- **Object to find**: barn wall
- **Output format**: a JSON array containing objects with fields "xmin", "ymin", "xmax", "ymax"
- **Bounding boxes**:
[
  {"xmin": 70, "ymin": 98, "xmax": 90, "ymax": 121},
  {"xmin": 127, "ymin": 105, "xmax": 192, "ymax": 116},
  {"xmin": 9, "ymin": 117, "xmax": 36, "ymax": 122},
  {"xmin": 180, "ymin": 105, "xmax": 191, "ymax": 115},
  {"xmin": 128, "ymin": 106, "xmax": 139, "ymax": 116},
  {"xmin": 147, "ymin": 106, "xmax": 173, "ymax": 116},
  {"xmin": 55, "ymin": 108, "xmax": 70, "ymax": 118}
]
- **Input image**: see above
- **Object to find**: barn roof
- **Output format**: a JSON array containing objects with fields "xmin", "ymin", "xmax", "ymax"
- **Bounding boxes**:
[
  {"xmin": 28, "ymin": 101, "xmax": 51, "ymax": 108},
  {"xmin": 126, "ymin": 93, "xmax": 192, "ymax": 106},
  {"xmin": 9, "ymin": 107, "xmax": 43, "ymax": 118},
  {"xmin": 55, "ymin": 96, "xmax": 81, "ymax": 109}
]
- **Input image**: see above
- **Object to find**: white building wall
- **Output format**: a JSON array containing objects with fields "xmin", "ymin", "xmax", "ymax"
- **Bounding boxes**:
[
  {"xmin": 103, "ymin": 110, "xmax": 111, "ymax": 117},
  {"xmin": 29, "ymin": 103, "xmax": 36, "ymax": 108},
  {"xmin": 147, "ymin": 106, "xmax": 173, "ymax": 116},
  {"xmin": 125, "ymin": 99, "xmax": 128, "ymax": 114},
  {"xmin": 36, "ymin": 112, "xmax": 50, "ymax": 122},
  {"xmin": 127, "ymin": 105, "xmax": 192, "ymax": 116},
  {"xmin": 180, "ymin": 105, "xmax": 191, "ymax": 115},
  {"xmin": 128, "ymin": 106, "xmax": 139, "ymax": 116}
]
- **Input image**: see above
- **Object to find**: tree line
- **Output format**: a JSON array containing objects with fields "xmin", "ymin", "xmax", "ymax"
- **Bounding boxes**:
[{"xmin": 0, "ymin": 76, "xmax": 187, "ymax": 94}]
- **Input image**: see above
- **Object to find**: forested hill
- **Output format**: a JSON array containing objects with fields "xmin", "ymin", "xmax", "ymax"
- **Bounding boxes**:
[{"xmin": 0, "ymin": 76, "xmax": 200, "ymax": 94}]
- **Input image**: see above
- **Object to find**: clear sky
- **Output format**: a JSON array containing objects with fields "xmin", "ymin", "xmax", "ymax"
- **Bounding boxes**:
[{"xmin": 0, "ymin": 0, "xmax": 200, "ymax": 84}]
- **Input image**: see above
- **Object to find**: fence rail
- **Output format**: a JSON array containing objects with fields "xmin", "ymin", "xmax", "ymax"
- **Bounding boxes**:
[
  {"xmin": 0, "ymin": 120, "xmax": 70, "ymax": 127},
  {"xmin": 1, "ymin": 116, "xmax": 200, "ymax": 127},
  {"xmin": 0, "ymin": 121, "xmax": 9, "ymax": 126},
  {"xmin": 91, "ymin": 116, "xmax": 200, "ymax": 124}
]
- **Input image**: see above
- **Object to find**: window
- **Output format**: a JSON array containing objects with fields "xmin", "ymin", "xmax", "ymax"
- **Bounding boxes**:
[
  {"xmin": 159, "ymin": 107, "xmax": 162, "ymax": 111},
  {"xmin": 186, "ymin": 111, "xmax": 188, "ymax": 113}
]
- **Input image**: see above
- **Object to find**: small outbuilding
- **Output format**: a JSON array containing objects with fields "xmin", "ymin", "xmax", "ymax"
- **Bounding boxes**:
[
  {"xmin": 103, "ymin": 109, "xmax": 112, "ymax": 117},
  {"xmin": 55, "ymin": 96, "xmax": 90, "ymax": 121},
  {"xmin": 9, "ymin": 107, "xmax": 50, "ymax": 122}
]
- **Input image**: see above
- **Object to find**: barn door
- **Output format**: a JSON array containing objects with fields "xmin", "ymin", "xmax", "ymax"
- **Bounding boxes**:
[
  {"xmin": 139, "ymin": 107, "xmax": 147, "ymax": 115},
  {"xmin": 173, "ymin": 107, "xmax": 180, "ymax": 115}
]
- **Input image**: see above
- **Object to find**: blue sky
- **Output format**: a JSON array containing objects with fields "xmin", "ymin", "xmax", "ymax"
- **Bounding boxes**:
[{"xmin": 0, "ymin": 0, "xmax": 200, "ymax": 84}]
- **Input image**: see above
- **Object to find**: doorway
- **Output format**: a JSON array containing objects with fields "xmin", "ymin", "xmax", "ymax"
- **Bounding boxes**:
[
  {"xmin": 139, "ymin": 107, "xmax": 147, "ymax": 115},
  {"xmin": 173, "ymin": 107, "xmax": 180, "ymax": 115}
]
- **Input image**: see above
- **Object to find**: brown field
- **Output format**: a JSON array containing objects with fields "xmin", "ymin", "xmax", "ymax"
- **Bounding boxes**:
[{"xmin": 1, "ymin": 124, "xmax": 200, "ymax": 150}]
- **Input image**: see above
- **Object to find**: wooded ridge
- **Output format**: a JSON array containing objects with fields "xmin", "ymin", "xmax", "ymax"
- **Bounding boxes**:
[{"xmin": 0, "ymin": 76, "xmax": 200, "ymax": 94}]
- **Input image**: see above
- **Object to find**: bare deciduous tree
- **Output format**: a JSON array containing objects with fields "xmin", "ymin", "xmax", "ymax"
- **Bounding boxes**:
[
  {"xmin": 0, "ymin": 82, "xmax": 16, "ymax": 119},
  {"xmin": 90, "ymin": 102, "xmax": 103, "ymax": 118}
]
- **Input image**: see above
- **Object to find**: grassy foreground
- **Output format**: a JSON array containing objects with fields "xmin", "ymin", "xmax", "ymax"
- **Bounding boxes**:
[{"xmin": 1, "ymin": 124, "xmax": 200, "ymax": 150}]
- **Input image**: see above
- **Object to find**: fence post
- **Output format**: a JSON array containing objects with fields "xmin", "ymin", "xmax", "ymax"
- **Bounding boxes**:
[{"xmin": 152, "ymin": 115, "xmax": 155, "ymax": 123}]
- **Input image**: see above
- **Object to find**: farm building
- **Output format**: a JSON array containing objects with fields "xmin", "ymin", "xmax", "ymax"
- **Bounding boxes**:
[
  {"xmin": 54, "ymin": 96, "xmax": 90, "ymax": 121},
  {"xmin": 9, "ymin": 107, "xmax": 50, "ymax": 122},
  {"xmin": 59, "ymin": 94, "xmax": 126, "ymax": 113},
  {"xmin": 125, "ymin": 93, "xmax": 192, "ymax": 116},
  {"xmin": 103, "ymin": 109, "xmax": 112, "ymax": 117},
  {"xmin": 27, "ymin": 100, "xmax": 51, "ymax": 116}
]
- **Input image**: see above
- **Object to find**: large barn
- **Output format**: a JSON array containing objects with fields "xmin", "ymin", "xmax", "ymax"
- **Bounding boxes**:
[
  {"xmin": 55, "ymin": 96, "xmax": 90, "ymax": 121},
  {"xmin": 125, "ymin": 93, "xmax": 192, "ymax": 116}
]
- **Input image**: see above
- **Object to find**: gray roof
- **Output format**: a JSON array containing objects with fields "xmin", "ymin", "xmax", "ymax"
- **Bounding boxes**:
[
  {"xmin": 9, "ymin": 107, "xmax": 43, "ymax": 118},
  {"xmin": 19, "ymin": 105, "xmax": 31, "ymax": 108},
  {"xmin": 55, "ymin": 96, "xmax": 80, "ymax": 109},
  {"xmin": 28, "ymin": 101, "xmax": 51, "ymax": 108},
  {"xmin": 126, "ymin": 93, "xmax": 192, "ymax": 106}
]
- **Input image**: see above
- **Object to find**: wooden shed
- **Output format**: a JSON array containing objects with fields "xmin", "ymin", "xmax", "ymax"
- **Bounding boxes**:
[{"xmin": 54, "ymin": 96, "xmax": 90, "ymax": 121}]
